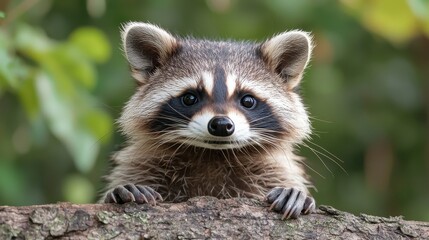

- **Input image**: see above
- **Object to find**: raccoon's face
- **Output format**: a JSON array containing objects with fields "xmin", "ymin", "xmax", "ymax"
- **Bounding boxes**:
[{"xmin": 119, "ymin": 23, "xmax": 312, "ymax": 150}]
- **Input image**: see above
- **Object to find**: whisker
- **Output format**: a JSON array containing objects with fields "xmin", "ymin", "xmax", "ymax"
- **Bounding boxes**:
[
  {"xmin": 301, "ymin": 142, "xmax": 334, "ymax": 176},
  {"xmin": 306, "ymin": 141, "xmax": 344, "ymax": 163},
  {"xmin": 299, "ymin": 160, "xmax": 325, "ymax": 179},
  {"xmin": 308, "ymin": 115, "xmax": 333, "ymax": 124}
]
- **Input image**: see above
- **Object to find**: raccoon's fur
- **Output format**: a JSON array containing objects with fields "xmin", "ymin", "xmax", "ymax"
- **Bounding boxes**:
[{"xmin": 102, "ymin": 22, "xmax": 316, "ymax": 219}]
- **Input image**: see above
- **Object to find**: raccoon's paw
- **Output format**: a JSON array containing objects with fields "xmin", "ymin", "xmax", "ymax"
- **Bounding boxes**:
[
  {"xmin": 265, "ymin": 187, "xmax": 316, "ymax": 219},
  {"xmin": 104, "ymin": 184, "xmax": 163, "ymax": 205}
]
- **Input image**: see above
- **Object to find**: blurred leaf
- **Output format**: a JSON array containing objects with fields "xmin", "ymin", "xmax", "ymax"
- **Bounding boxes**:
[
  {"xmin": 341, "ymin": 0, "xmax": 419, "ymax": 44},
  {"xmin": 63, "ymin": 174, "xmax": 95, "ymax": 203},
  {"xmin": 17, "ymin": 72, "xmax": 40, "ymax": 120},
  {"xmin": 69, "ymin": 27, "xmax": 111, "ymax": 63},
  {"xmin": 14, "ymin": 24, "xmax": 52, "ymax": 54},
  {"xmin": 0, "ymin": 11, "xmax": 5, "ymax": 19},
  {"xmin": 0, "ymin": 31, "xmax": 20, "ymax": 90},
  {"xmin": 1, "ymin": 29, "xmax": 35, "ymax": 106},
  {"xmin": 0, "ymin": 46, "xmax": 16, "ymax": 89},
  {"xmin": 362, "ymin": 0, "xmax": 417, "ymax": 43},
  {"xmin": 69, "ymin": 128, "xmax": 100, "ymax": 173},
  {"xmin": 409, "ymin": 0, "xmax": 429, "ymax": 37},
  {"xmin": 15, "ymin": 25, "xmax": 104, "ymax": 90},
  {"xmin": 408, "ymin": 0, "xmax": 429, "ymax": 20},
  {"xmin": 53, "ymin": 44, "xmax": 96, "ymax": 89},
  {"xmin": 82, "ymin": 109, "xmax": 113, "ymax": 144},
  {"xmin": 35, "ymin": 72, "xmax": 100, "ymax": 173},
  {"xmin": 11, "ymin": 24, "xmax": 113, "ymax": 173},
  {"xmin": 15, "ymin": 25, "xmax": 80, "ymax": 95}
]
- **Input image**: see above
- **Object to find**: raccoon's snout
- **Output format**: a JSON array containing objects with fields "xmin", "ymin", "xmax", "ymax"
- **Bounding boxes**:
[{"xmin": 208, "ymin": 116, "xmax": 235, "ymax": 137}]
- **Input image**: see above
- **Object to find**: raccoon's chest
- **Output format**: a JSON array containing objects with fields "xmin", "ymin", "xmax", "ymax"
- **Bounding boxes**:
[{"xmin": 161, "ymin": 155, "xmax": 263, "ymax": 201}]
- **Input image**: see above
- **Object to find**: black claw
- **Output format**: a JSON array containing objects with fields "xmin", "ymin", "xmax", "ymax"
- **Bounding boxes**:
[
  {"xmin": 302, "ymin": 196, "xmax": 316, "ymax": 214},
  {"xmin": 283, "ymin": 189, "xmax": 299, "ymax": 213},
  {"xmin": 104, "ymin": 184, "xmax": 163, "ymax": 205},
  {"xmin": 284, "ymin": 205, "xmax": 300, "ymax": 219},
  {"xmin": 124, "ymin": 184, "xmax": 146, "ymax": 204},
  {"xmin": 270, "ymin": 188, "xmax": 291, "ymax": 212},
  {"xmin": 136, "ymin": 185, "xmax": 160, "ymax": 205},
  {"xmin": 282, "ymin": 189, "xmax": 300, "ymax": 219},
  {"xmin": 104, "ymin": 192, "xmax": 117, "ymax": 203},
  {"xmin": 113, "ymin": 186, "xmax": 134, "ymax": 203},
  {"xmin": 266, "ymin": 187, "xmax": 284, "ymax": 203},
  {"xmin": 153, "ymin": 190, "xmax": 163, "ymax": 202},
  {"xmin": 265, "ymin": 187, "xmax": 315, "ymax": 219}
]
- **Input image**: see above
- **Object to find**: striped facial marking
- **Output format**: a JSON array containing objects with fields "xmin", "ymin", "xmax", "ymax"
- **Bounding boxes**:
[
  {"xmin": 200, "ymin": 66, "xmax": 237, "ymax": 102},
  {"xmin": 211, "ymin": 66, "xmax": 228, "ymax": 105}
]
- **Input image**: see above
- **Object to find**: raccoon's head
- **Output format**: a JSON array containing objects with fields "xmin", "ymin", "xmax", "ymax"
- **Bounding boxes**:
[{"xmin": 120, "ymin": 22, "xmax": 312, "ymax": 150}]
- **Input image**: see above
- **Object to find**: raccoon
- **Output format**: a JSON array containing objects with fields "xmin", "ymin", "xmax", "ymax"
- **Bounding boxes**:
[{"xmin": 102, "ymin": 22, "xmax": 316, "ymax": 219}]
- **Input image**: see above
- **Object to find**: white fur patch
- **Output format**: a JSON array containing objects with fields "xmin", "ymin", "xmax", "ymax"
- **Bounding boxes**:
[
  {"xmin": 188, "ymin": 111, "xmax": 213, "ymax": 137},
  {"xmin": 226, "ymin": 73, "xmax": 237, "ymax": 98},
  {"xmin": 226, "ymin": 109, "xmax": 251, "ymax": 140},
  {"xmin": 201, "ymin": 71, "xmax": 214, "ymax": 96}
]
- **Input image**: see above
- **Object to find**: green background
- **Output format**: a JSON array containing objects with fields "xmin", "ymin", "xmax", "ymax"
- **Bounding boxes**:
[{"xmin": 1, "ymin": 0, "xmax": 429, "ymax": 221}]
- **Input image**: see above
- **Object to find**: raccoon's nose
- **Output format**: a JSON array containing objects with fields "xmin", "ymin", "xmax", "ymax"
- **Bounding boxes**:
[{"xmin": 208, "ymin": 116, "xmax": 235, "ymax": 137}]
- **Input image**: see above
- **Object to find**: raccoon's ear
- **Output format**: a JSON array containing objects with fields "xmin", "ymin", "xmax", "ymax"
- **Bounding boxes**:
[
  {"xmin": 121, "ymin": 22, "xmax": 178, "ymax": 83},
  {"xmin": 260, "ymin": 30, "xmax": 312, "ymax": 90}
]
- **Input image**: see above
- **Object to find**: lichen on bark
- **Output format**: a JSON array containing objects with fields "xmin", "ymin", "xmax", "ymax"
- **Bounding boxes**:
[{"xmin": 0, "ymin": 197, "xmax": 428, "ymax": 239}]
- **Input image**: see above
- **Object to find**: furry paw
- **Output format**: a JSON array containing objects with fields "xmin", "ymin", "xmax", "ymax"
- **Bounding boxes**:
[
  {"xmin": 104, "ymin": 184, "xmax": 163, "ymax": 205},
  {"xmin": 265, "ymin": 187, "xmax": 315, "ymax": 219}
]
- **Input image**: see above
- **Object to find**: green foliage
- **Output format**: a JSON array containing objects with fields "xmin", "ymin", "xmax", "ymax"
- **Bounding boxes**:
[
  {"xmin": 0, "ymin": 23, "xmax": 113, "ymax": 174},
  {"xmin": 70, "ymin": 27, "xmax": 111, "ymax": 64},
  {"xmin": 342, "ymin": 0, "xmax": 429, "ymax": 44},
  {"xmin": 62, "ymin": 174, "xmax": 95, "ymax": 204}
]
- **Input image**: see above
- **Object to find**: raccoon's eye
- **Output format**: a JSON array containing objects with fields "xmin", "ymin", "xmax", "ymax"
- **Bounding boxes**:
[
  {"xmin": 181, "ymin": 93, "xmax": 198, "ymax": 106},
  {"xmin": 240, "ymin": 95, "xmax": 256, "ymax": 109}
]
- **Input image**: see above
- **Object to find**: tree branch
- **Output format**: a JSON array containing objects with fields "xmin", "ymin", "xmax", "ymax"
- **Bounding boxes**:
[{"xmin": 0, "ymin": 197, "xmax": 428, "ymax": 239}]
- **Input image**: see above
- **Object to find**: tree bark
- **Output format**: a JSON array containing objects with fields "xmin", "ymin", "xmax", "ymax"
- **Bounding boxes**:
[{"xmin": 0, "ymin": 197, "xmax": 428, "ymax": 239}]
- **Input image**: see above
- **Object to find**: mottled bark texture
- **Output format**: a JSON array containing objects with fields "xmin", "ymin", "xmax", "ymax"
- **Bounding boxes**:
[{"xmin": 0, "ymin": 197, "xmax": 428, "ymax": 239}]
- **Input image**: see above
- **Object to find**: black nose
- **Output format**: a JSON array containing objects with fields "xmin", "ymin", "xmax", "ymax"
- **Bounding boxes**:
[{"xmin": 208, "ymin": 116, "xmax": 235, "ymax": 137}]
